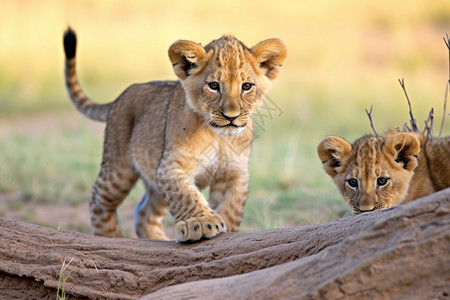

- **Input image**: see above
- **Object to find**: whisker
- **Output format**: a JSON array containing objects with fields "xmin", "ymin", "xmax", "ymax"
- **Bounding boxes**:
[{"xmin": 200, "ymin": 119, "xmax": 211, "ymax": 130}]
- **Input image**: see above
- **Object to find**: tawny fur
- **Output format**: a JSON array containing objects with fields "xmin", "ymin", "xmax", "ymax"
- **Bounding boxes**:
[
  {"xmin": 317, "ymin": 130, "xmax": 450, "ymax": 213},
  {"xmin": 63, "ymin": 28, "xmax": 287, "ymax": 241}
]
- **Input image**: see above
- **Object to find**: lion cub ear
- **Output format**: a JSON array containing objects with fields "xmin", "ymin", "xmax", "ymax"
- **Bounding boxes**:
[
  {"xmin": 317, "ymin": 136, "xmax": 352, "ymax": 178},
  {"xmin": 384, "ymin": 133, "xmax": 420, "ymax": 172},
  {"xmin": 251, "ymin": 39, "xmax": 287, "ymax": 81},
  {"xmin": 168, "ymin": 40, "xmax": 207, "ymax": 80}
]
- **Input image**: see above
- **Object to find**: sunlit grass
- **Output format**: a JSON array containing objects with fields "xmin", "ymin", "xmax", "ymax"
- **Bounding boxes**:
[
  {"xmin": 0, "ymin": 0, "xmax": 449, "ymax": 234},
  {"xmin": 0, "ymin": 117, "xmax": 100, "ymax": 203}
]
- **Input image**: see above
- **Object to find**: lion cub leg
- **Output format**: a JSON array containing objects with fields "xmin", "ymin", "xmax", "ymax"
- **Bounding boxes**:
[
  {"xmin": 157, "ymin": 161, "xmax": 226, "ymax": 242},
  {"xmin": 89, "ymin": 161, "xmax": 139, "ymax": 237},
  {"xmin": 134, "ymin": 183, "xmax": 169, "ymax": 240},
  {"xmin": 209, "ymin": 170, "xmax": 249, "ymax": 232}
]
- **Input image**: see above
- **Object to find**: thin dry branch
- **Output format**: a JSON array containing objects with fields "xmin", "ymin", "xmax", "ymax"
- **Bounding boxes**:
[
  {"xmin": 439, "ymin": 80, "xmax": 449, "ymax": 137},
  {"xmin": 365, "ymin": 105, "xmax": 379, "ymax": 136},
  {"xmin": 403, "ymin": 122, "xmax": 412, "ymax": 132},
  {"xmin": 444, "ymin": 32, "xmax": 450, "ymax": 78},
  {"xmin": 424, "ymin": 108, "xmax": 434, "ymax": 139},
  {"xmin": 398, "ymin": 78, "xmax": 420, "ymax": 132},
  {"xmin": 439, "ymin": 32, "xmax": 450, "ymax": 137}
]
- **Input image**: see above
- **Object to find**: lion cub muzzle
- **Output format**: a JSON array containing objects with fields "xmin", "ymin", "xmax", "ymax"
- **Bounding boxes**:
[
  {"xmin": 221, "ymin": 109, "xmax": 240, "ymax": 121},
  {"xmin": 357, "ymin": 196, "xmax": 376, "ymax": 213}
]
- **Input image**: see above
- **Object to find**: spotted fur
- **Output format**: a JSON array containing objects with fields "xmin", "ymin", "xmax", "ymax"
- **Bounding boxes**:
[
  {"xmin": 317, "ymin": 130, "xmax": 450, "ymax": 213},
  {"xmin": 63, "ymin": 28, "xmax": 286, "ymax": 241}
]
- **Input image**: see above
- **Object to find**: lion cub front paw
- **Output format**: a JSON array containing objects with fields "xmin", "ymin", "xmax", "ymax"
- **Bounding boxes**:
[{"xmin": 175, "ymin": 214, "xmax": 227, "ymax": 242}]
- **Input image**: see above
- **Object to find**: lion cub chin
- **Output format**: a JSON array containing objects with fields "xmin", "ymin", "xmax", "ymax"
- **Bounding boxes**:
[
  {"xmin": 63, "ymin": 28, "xmax": 287, "ymax": 242},
  {"xmin": 317, "ymin": 130, "xmax": 450, "ymax": 214}
]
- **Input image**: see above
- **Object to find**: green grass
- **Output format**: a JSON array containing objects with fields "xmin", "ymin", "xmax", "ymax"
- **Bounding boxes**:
[
  {"xmin": 0, "ymin": 0, "xmax": 449, "ymax": 236},
  {"xmin": 0, "ymin": 121, "xmax": 100, "ymax": 203},
  {"xmin": 0, "ymin": 77, "xmax": 448, "ymax": 236},
  {"xmin": 0, "ymin": 75, "xmax": 448, "ymax": 235}
]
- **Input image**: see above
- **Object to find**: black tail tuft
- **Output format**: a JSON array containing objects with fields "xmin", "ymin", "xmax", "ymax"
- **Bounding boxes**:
[{"xmin": 63, "ymin": 27, "xmax": 77, "ymax": 59}]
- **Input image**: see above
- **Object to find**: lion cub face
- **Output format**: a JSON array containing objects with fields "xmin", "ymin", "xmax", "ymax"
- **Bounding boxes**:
[
  {"xmin": 317, "ymin": 133, "xmax": 420, "ymax": 213},
  {"xmin": 168, "ymin": 35, "xmax": 286, "ymax": 135}
]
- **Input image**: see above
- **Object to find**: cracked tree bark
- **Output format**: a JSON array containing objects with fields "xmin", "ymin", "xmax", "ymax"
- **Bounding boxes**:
[{"xmin": 0, "ymin": 189, "xmax": 449, "ymax": 300}]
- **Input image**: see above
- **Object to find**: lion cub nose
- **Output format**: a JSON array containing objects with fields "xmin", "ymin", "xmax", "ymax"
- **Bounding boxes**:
[
  {"xmin": 359, "ymin": 203, "xmax": 375, "ymax": 212},
  {"xmin": 221, "ymin": 111, "xmax": 239, "ymax": 121}
]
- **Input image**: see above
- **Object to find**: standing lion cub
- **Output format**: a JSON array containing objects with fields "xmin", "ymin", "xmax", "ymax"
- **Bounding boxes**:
[
  {"xmin": 63, "ymin": 28, "xmax": 286, "ymax": 241},
  {"xmin": 318, "ymin": 130, "xmax": 450, "ymax": 213}
]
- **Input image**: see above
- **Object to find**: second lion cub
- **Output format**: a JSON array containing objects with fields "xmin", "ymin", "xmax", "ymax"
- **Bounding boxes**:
[
  {"xmin": 63, "ymin": 28, "xmax": 286, "ymax": 242},
  {"xmin": 318, "ymin": 130, "xmax": 450, "ymax": 213}
]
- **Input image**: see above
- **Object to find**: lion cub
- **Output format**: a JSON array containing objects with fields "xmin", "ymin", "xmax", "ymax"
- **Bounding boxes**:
[
  {"xmin": 317, "ymin": 130, "xmax": 450, "ymax": 213},
  {"xmin": 63, "ymin": 28, "xmax": 286, "ymax": 241}
]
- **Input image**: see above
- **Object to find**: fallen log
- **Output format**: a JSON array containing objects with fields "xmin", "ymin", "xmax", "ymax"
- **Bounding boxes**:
[{"xmin": 0, "ymin": 188, "xmax": 449, "ymax": 299}]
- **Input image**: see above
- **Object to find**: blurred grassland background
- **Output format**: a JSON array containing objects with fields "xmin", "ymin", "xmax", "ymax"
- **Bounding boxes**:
[{"xmin": 1, "ymin": 0, "xmax": 449, "ymax": 237}]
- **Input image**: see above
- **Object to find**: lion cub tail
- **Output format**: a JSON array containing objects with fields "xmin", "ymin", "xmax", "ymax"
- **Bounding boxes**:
[{"xmin": 63, "ymin": 27, "xmax": 111, "ymax": 122}]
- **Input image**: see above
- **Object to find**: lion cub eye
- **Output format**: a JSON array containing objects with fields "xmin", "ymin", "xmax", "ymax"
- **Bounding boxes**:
[
  {"xmin": 377, "ymin": 177, "xmax": 389, "ymax": 187},
  {"xmin": 208, "ymin": 82, "xmax": 220, "ymax": 92},
  {"xmin": 347, "ymin": 178, "xmax": 358, "ymax": 190},
  {"xmin": 241, "ymin": 82, "xmax": 253, "ymax": 92}
]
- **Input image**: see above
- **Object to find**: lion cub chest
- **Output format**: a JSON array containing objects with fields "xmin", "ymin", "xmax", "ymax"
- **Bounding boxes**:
[{"xmin": 186, "ymin": 135, "xmax": 251, "ymax": 189}]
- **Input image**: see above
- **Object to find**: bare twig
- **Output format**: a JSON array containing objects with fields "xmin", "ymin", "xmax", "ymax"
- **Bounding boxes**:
[
  {"xmin": 424, "ymin": 108, "xmax": 434, "ymax": 139},
  {"xmin": 365, "ymin": 105, "xmax": 379, "ymax": 136},
  {"xmin": 398, "ymin": 78, "xmax": 420, "ymax": 132},
  {"xmin": 439, "ymin": 31, "xmax": 450, "ymax": 137},
  {"xmin": 403, "ymin": 122, "xmax": 412, "ymax": 132},
  {"xmin": 439, "ymin": 80, "xmax": 449, "ymax": 137},
  {"xmin": 444, "ymin": 32, "xmax": 450, "ymax": 79}
]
